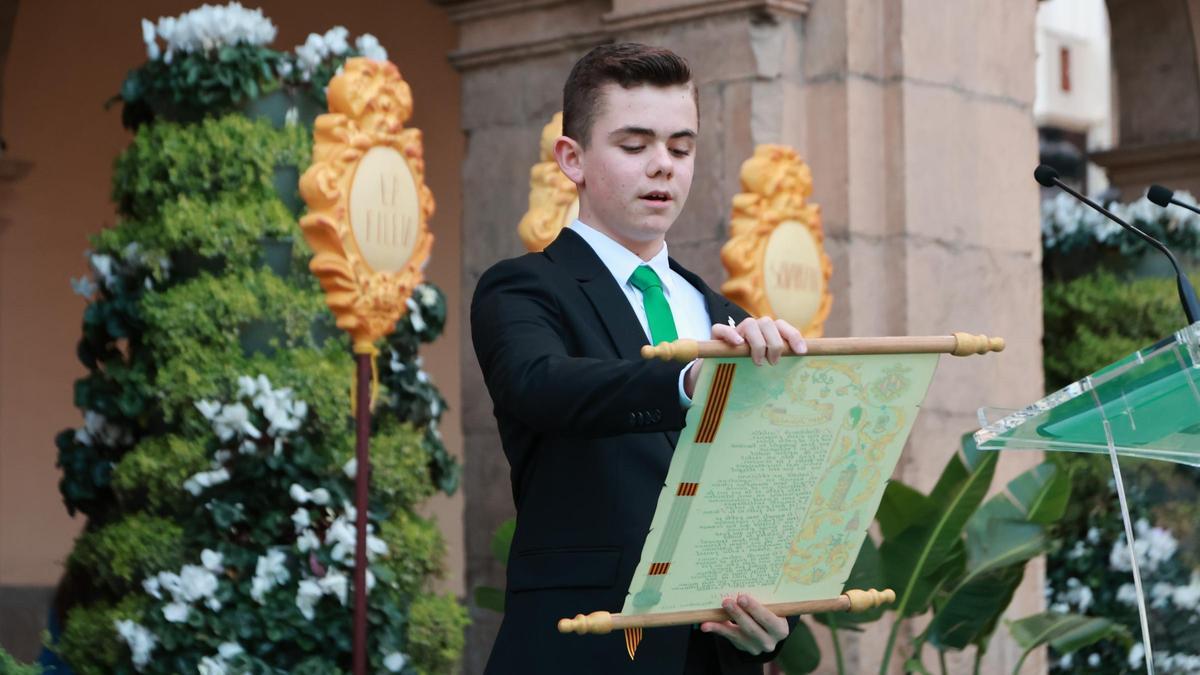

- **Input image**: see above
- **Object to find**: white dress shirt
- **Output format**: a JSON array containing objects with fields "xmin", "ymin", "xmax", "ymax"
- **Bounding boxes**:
[{"xmin": 568, "ymin": 220, "xmax": 712, "ymax": 406}]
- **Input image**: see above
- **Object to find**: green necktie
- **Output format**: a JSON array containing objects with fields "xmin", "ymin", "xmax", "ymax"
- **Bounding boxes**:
[{"xmin": 629, "ymin": 265, "xmax": 679, "ymax": 345}]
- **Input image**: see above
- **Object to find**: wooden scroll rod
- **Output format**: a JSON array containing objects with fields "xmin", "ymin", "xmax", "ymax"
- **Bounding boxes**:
[
  {"xmin": 641, "ymin": 333, "xmax": 1005, "ymax": 363},
  {"xmin": 558, "ymin": 588, "xmax": 896, "ymax": 635}
]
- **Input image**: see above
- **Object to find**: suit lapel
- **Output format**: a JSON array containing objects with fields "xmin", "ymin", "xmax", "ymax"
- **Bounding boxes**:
[
  {"xmin": 668, "ymin": 258, "xmax": 750, "ymax": 326},
  {"xmin": 544, "ymin": 228, "xmax": 649, "ymax": 361},
  {"xmin": 544, "ymin": 229, "xmax": 751, "ymax": 448}
]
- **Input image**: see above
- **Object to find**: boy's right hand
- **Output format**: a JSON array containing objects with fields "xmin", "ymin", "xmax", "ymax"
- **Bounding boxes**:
[{"xmin": 683, "ymin": 317, "xmax": 806, "ymax": 397}]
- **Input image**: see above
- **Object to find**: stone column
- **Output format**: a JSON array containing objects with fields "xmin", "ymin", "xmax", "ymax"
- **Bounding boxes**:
[
  {"xmin": 440, "ymin": 1, "xmax": 1044, "ymax": 672},
  {"xmin": 795, "ymin": 2, "xmax": 1044, "ymax": 673}
]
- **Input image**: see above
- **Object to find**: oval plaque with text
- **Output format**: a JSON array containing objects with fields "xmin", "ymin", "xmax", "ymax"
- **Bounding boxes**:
[
  {"xmin": 762, "ymin": 220, "xmax": 825, "ymax": 327},
  {"xmin": 349, "ymin": 146, "xmax": 421, "ymax": 273}
]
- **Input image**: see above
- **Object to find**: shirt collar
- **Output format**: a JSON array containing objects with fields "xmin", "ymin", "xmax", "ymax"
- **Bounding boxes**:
[{"xmin": 568, "ymin": 220, "xmax": 676, "ymax": 296}]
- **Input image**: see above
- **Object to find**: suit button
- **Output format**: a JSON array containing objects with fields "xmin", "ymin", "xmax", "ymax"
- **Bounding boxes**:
[
  {"xmin": 651, "ymin": 410, "xmax": 662, "ymax": 423},
  {"xmin": 629, "ymin": 412, "xmax": 637, "ymax": 426}
]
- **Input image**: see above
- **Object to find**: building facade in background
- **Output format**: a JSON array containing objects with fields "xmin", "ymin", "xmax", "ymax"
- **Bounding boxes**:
[{"xmin": 4, "ymin": 0, "xmax": 1200, "ymax": 672}]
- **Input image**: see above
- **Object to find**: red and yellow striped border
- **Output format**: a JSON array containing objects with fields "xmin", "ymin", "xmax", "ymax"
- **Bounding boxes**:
[
  {"xmin": 624, "ymin": 627, "xmax": 643, "ymax": 660},
  {"xmin": 648, "ymin": 562, "xmax": 671, "ymax": 576},
  {"xmin": 676, "ymin": 482, "xmax": 700, "ymax": 496},
  {"xmin": 694, "ymin": 363, "xmax": 736, "ymax": 444}
]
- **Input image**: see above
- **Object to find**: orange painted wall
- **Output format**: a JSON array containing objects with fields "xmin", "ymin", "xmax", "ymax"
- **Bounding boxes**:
[{"xmin": 0, "ymin": 0, "xmax": 464, "ymax": 593}]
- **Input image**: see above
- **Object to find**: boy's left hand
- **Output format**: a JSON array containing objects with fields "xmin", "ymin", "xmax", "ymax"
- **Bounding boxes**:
[{"xmin": 700, "ymin": 593, "xmax": 790, "ymax": 655}]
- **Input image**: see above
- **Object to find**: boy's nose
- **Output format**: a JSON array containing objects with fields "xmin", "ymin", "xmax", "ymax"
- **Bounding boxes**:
[{"xmin": 646, "ymin": 145, "xmax": 673, "ymax": 178}]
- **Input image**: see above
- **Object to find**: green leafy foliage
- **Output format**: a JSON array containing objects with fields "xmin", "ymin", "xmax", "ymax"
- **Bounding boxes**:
[
  {"xmin": 111, "ymin": 115, "xmax": 305, "ymax": 221},
  {"xmin": 56, "ymin": 35, "xmax": 464, "ymax": 672},
  {"xmin": 111, "ymin": 436, "xmax": 209, "ymax": 513},
  {"xmin": 1043, "ymin": 271, "xmax": 1184, "ymax": 392},
  {"xmin": 1009, "ymin": 612, "xmax": 1130, "ymax": 673},
  {"xmin": 58, "ymin": 597, "xmax": 148, "ymax": 675},
  {"xmin": 67, "ymin": 514, "xmax": 185, "ymax": 595},
  {"xmin": 1042, "ymin": 265, "xmax": 1200, "ymax": 671},
  {"xmin": 406, "ymin": 594, "xmax": 470, "ymax": 675},
  {"xmin": 116, "ymin": 42, "xmax": 282, "ymax": 128},
  {"xmin": 776, "ymin": 619, "xmax": 820, "ymax": 673},
  {"xmin": 473, "ymin": 518, "xmax": 516, "ymax": 613},
  {"xmin": 0, "ymin": 647, "xmax": 41, "ymax": 675}
]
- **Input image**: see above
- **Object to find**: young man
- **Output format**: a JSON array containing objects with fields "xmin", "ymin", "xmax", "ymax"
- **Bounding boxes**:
[{"xmin": 471, "ymin": 43, "xmax": 806, "ymax": 674}]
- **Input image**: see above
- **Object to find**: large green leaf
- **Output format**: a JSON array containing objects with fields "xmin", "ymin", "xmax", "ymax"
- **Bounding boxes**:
[
  {"xmin": 1007, "ymin": 462, "xmax": 1071, "ymax": 524},
  {"xmin": 925, "ymin": 567, "xmax": 1024, "ymax": 650},
  {"xmin": 776, "ymin": 619, "xmax": 820, "ymax": 674},
  {"xmin": 474, "ymin": 586, "xmax": 505, "ymax": 613},
  {"xmin": 491, "ymin": 517, "xmax": 516, "ymax": 565},
  {"xmin": 926, "ymin": 461, "xmax": 1064, "ymax": 650},
  {"xmin": 877, "ymin": 481, "xmax": 934, "ymax": 540},
  {"xmin": 880, "ymin": 436, "xmax": 998, "ymax": 617},
  {"xmin": 1008, "ymin": 612, "xmax": 1129, "ymax": 673}
]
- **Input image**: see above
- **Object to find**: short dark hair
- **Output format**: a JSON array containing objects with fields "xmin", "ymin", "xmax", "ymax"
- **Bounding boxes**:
[{"xmin": 562, "ymin": 43, "xmax": 695, "ymax": 147}]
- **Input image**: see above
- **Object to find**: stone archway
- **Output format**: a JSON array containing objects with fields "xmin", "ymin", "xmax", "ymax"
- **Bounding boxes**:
[{"xmin": 1093, "ymin": 0, "xmax": 1200, "ymax": 196}]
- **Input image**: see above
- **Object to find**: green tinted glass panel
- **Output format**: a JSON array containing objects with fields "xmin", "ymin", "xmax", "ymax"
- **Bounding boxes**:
[{"xmin": 975, "ymin": 322, "xmax": 1200, "ymax": 466}]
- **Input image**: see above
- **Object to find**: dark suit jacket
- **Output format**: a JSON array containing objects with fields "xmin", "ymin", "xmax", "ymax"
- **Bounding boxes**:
[{"xmin": 471, "ymin": 228, "xmax": 787, "ymax": 674}]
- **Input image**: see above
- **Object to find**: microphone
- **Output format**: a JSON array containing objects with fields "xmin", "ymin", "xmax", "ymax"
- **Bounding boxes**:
[
  {"xmin": 1034, "ymin": 165, "xmax": 1200, "ymax": 325},
  {"xmin": 1147, "ymin": 183, "xmax": 1200, "ymax": 217}
]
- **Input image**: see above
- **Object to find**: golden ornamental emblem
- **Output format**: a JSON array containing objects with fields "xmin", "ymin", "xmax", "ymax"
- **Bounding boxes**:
[
  {"xmin": 517, "ymin": 112, "xmax": 579, "ymax": 252},
  {"xmin": 720, "ymin": 144, "xmax": 833, "ymax": 337},
  {"xmin": 299, "ymin": 57, "xmax": 435, "ymax": 354}
]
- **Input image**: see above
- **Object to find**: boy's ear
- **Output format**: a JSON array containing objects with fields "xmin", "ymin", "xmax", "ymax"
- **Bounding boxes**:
[{"xmin": 553, "ymin": 135, "xmax": 585, "ymax": 187}]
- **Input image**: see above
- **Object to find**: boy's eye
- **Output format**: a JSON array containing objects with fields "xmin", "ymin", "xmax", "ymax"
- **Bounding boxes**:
[
  {"xmin": 670, "ymin": 148, "xmax": 691, "ymax": 158},
  {"xmin": 620, "ymin": 145, "xmax": 644, "ymax": 153}
]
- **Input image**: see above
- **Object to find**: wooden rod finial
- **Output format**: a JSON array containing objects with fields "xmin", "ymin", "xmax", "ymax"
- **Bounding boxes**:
[
  {"xmin": 845, "ymin": 588, "xmax": 897, "ymax": 612},
  {"xmin": 951, "ymin": 332, "xmax": 1005, "ymax": 356},
  {"xmin": 641, "ymin": 340, "xmax": 700, "ymax": 362},
  {"xmin": 558, "ymin": 611, "xmax": 615, "ymax": 635}
]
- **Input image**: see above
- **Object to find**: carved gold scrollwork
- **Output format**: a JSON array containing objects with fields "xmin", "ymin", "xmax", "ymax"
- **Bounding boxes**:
[
  {"xmin": 517, "ymin": 112, "xmax": 579, "ymax": 252},
  {"xmin": 299, "ymin": 58, "xmax": 435, "ymax": 353},
  {"xmin": 720, "ymin": 144, "xmax": 833, "ymax": 337}
]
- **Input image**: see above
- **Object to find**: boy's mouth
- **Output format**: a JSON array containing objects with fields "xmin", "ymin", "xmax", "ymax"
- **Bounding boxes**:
[{"xmin": 640, "ymin": 191, "xmax": 672, "ymax": 203}]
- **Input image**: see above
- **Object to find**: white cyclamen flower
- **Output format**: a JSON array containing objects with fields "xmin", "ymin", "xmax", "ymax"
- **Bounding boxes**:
[
  {"xmin": 218, "ymin": 643, "xmax": 244, "ymax": 659},
  {"xmin": 1110, "ymin": 519, "xmax": 1178, "ymax": 573},
  {"xmin": 141, "ymin": 19, "xmax": 160, "ymax": 59},
  {"xmin": 296, "ymin": 578, "xmax": 323, "ymax": 620},
  {"xmin": 407, "ymin": 297, "xmax": 426, "ymax": 332},
  {"xmin": 297, "ymin": 528, "xmax": 321, "ymax": 553},
  {"xmin": 251, "ymin": 549, "xmax": 291, "ymax": 603},
  {"xmin": 323, "ymin": 26, "xmax": 350, "ymax": 55},
  {"xmin": 89, "ymin": 253, "xmax": 115, "ymax": 288},
  {"xmin": 178, "ymin": 564, "xmax": 219, "ymax": 602},
  {"xmin": 114, "ymin": 619, "xmax": 157, "ymax": 671},
  {"xmin": 195, "ymin": 400, "xmax": 222, "ymax": 421},
  {"xmin": 318, "ymin": 568, "xmax": 349, "ymax": 605},
  {"xmin": 383, "ymin": 652, "xmax": 407, "ymax": 672},
  {"xmin": 70, "ymin": 276, "xmax": 98, "ymax": 299},
  {"xmin": 212, "ymin": 402, "xmax": 261, "ymax": 441},
  {"xmin": 183, "ymin": 467, "xmax": 231, "ymax": 496},
  {"xmin": 162, "ymin": 601, "xmax": 190, "ymax": 623},
  {"xmin": 201, "ymin": 549, "xmax": 224, "ymax": 573},
  {"xmin": 198, "ymin": 655, "xmax": 227, "ymax": 675},
  {"xmin": 355, "ymin": 33, "xmax": 387, "ymax": 61},
  {"xmin": 292, "ymin": 507, "xmax": 311, "ymax": 532},
  {"xmin": 1172, "ymin": 571, "xmax": 1200, "ymax": 610},
  {"xmin": 1129, "ymin": 642, "xmax": 1145, "ymax": 669}
]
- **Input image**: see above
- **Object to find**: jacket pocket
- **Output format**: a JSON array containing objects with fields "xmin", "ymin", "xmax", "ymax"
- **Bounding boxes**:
[{"xmin": 507, "ymin": 545, "xmax": 622, "ymax": 592}]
